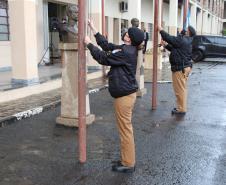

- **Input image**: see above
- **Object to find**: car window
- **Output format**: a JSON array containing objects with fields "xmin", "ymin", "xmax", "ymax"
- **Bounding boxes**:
[
  {"xmin": 215, "ymin": 37, "xmax": 226, "ymax": 45},
  {"xmin": 202, "ymin": 36, "xmax": 214, "ymax": 44}
]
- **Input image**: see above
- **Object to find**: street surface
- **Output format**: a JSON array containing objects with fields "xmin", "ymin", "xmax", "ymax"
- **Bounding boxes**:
[{"xmin": 0, "ymin": 62, "xmax": 226, "ymax": 185}]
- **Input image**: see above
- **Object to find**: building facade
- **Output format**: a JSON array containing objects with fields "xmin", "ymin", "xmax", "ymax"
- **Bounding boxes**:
[
  {"xmin": 0, "ymin": 0, "xmax": 224, "ymax": 85},
  {"xmin": 223, "ymin": 0, "xmax": 226, "ymax": 31}
]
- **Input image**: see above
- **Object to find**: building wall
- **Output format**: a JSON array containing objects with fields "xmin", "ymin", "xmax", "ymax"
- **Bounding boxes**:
[
  {"xmin": 0, "ymin": 0, "xmax": 225, "ymax": 71},
  {"xmin": 163, "ymin": 3, "xmax": 170, "ymax": 27},
  {"xmin": 141, "ymin": 0, "xmax": 153, "ymax": 23},
  {"xmin": 36, "ymin": 1, "xmax": 45, "ymax": 65},
  {"xmin": 0, "ymin": 41, "xmax": 11, "ymax": 71}
]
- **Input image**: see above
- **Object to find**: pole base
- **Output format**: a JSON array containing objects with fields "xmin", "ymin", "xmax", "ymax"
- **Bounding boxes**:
[
  {"xmin": 136, "ymin": 88, "xmax": 147, "ymax": 97},
  {"xmin": 56, "ymin": 114, "xmax": 95, "ymax": 127}
]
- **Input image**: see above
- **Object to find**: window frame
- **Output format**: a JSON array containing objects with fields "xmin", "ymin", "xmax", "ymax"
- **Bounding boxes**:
[
  {"xmin": 147, "ymin": 23, "xmax": 153, "ymax": 41},
  {"xmin": 0, "ymin": 0, "xmax": 9, "ymax": 41}
]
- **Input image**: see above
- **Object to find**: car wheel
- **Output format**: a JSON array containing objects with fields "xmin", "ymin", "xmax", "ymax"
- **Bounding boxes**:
[{"xmin": 192, "ymin": 50, "xmax": 204, "ymax": 63}]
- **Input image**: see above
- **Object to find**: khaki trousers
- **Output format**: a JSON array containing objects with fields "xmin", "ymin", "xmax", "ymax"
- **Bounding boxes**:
[
  {"xmin": 172, "ymin": 67, "xmax": 191, "ymax": 112},
  {"xmin": 114, "ymin": 93, "xmax": 136, "ymax": 167}
]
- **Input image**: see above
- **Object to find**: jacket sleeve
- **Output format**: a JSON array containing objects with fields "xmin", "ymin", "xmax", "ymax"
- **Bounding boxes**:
[
  {"xmin": 94, "ymin": 32, "xmax": 121, "ymax": 51},
  {"xmin": 87, "ymin": 43, "xmax": 126, "ymax": 66},
  {"xmin": 160, "ymin": 30, "xmax": 181, "ymax": 48},
  {"xmin": 165, "ymin": 44, "xmax": 173, "ymax": 51}
]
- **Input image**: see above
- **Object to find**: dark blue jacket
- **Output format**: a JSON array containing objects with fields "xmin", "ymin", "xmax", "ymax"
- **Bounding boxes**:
[
  {"xmin": 160, "ymin": 30, "xmax": 193, "ymax": 72},
  {"xmin": 87, "ymin": 33, "xmax": 138, "ymax": 98}
]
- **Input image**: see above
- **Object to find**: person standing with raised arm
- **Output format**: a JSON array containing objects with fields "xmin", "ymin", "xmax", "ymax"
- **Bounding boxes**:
[
  {"xmin": 158, "ymin": 25, "xmax": 196, "ymax": 115},
  {"xmin": 84, "ymin": 20, "xmax": 144, "ymax": 173}
]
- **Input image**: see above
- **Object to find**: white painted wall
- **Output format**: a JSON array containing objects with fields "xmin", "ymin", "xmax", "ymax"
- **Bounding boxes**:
[
  {"xmin": 163, "ymin": 3, "xmax": 169, "ymax": 26},
  {"xmin": 178, "ymin": 7, "xmax": 183, "ymax": 28},
  {"xmin": 0, "ymin": 42, "xmax": 11, "ymax": 70},
  {"xmin": 105, "ymin": 0, "xmax": 153, "ymax": 23},
  {"xmin": 1, "ymin": 0, "xmax": 225, "ymax": 72},
  {"xmin": 141, "ymin": 0, "xmax": 153, "ymax": 23},
  {"xmin": 36, "ymin": 0, "xmax": 45, "ymax": 64}
]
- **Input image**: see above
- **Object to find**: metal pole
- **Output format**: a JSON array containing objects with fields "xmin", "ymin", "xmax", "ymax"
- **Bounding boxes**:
[
  {"xmin": 101, "ymin": 0, "xmax": 107, "ymax": 77},
  {"xmin": 78, "ymin": 0, "xmax": 87, "ymax": 163},
  {"xmin": 183, "ymin": 0, "xmax": 189, "ymax": 29},
  {"xmin": 152, "ymin": 0, "xmax": 159, "ymax": 110}
]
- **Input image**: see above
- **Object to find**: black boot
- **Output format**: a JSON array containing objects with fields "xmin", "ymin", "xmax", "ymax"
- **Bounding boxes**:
[
  {"xmin": 171, "ymin": 108, "xmax": 186, "ymax": 115},
  {"xmin": 111, "ymin": 162, "xmax": 135, "ymax": 173}
]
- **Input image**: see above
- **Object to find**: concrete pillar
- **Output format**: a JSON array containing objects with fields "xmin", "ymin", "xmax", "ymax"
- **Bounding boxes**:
[
  {"xmin": 127, "ymin": 0, "xmax": 141, "ymax": 27},
  {"xmin": 89, "ymin": 0, "xmax": 102, "ymax": 34},
  {"xmin": 107, "ymin": 17, "xmax": 114, "ymax": 42},
  {"xmin": 210, "ymin": 0, "xmax": 213, "ymax": 12},
  {"xmin": 214, "ymin": 17, "xmax": 218, "ymax": 34},
  {"xmin": 203, "ymin": 11, "xmax": 208, "ymax": 34},
  {"xmin": 190, "ymin": 4, "xmax": 197, "ymax": 30},
  {"xmin": 210, "ymin": 15, "xmax": 214, "ymax": 34},
  {"xmin": 212, "ymin": 16, "xmax": 216, "ymax": 34},
  {"xmin": 169, "ymin": 0, "xmax": 178, "ymax": 35},
  {"xmin": 87, "ymin": 0, "xmax": 102, "ymax": 70},
  {"xmin": 113, "ymin": 18, "xmax": 121, "ymax": 45},
  {"xmin": 197, "ymin": 9, "xmax": 202, "ymax": 34},
  {"xmin": 129, "ymin": 0, "xmax": 147, "ymax": 97},
  {"xmin": 8, "ymin": 0, "xmax": 39, "ymax": 85},
  {"xmin": 56, "ymin": 43, "xmax": 95, "ymax": 127},
  {"xmin": 180, "ymin": 5, "xmax": 184, "ymax": 30},
  {"xmin": 42, "ymin": 0, "xmax": 50, "ymax": 63},
  {"xmin": 208, "ymin": 15, "xmax": 211, "ymax": 34},
  {"xmin": 125, "ymin": 0, "xmax": 146, "ymax": 97},
  {"xmin": 178, "ymin": 7, "xmax": 183, "ymax": 30}
]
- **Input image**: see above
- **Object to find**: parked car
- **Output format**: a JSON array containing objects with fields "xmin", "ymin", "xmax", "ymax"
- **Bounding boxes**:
[{"xmin": 192, "ymin": 35, "xmax": 226, "ymax": 62}]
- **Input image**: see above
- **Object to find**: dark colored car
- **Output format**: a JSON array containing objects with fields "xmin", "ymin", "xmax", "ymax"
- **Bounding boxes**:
[{"xmin": 192, "ymin": 35, "xmax": 226, "ymax": 62}]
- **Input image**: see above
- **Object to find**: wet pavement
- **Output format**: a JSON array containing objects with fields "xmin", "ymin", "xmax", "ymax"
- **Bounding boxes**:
[
  {"xmin": 0, "ymin": 62, "xmax": 226, "ymax": 185},
  {"xmin": 144, "ymin": 59, "xmax": 172, "ymax": 83}
]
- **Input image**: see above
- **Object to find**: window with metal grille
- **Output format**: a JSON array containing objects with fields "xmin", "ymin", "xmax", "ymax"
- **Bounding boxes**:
[
  {"xmin": 148, "ymin": 23, "xmax": 153, "ymax": 41},
  {"xmin": 0, "ymin": 0, "xmax": 9, "ymax": 41}
]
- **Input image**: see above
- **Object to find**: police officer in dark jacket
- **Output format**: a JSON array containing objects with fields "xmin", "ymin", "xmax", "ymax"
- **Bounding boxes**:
[
  {"xmin": 85, "ymin": 20, "xmax": 144, "ymax": 173},
  {"xmin": 158, "ymin": 26, "xmax": 196, "ymax": 115}
]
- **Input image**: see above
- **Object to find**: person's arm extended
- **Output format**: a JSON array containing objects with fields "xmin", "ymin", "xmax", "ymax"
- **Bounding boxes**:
[
  {"xmin": 87, "ymin": 43, "xmax": 126, "ymax": 66},
  {"xmin": 160, "ymin": 40, "xmax": 172, "ymax": 51},
  {"xmin": 165, "ymin": 44, "xmax": 173, "ymax": 51},
  {"xmin": 159, "ymin": 30, "xmax": 181, "ymax": 48},
  {"xmin": 94, "ymin": 32, "xmax": 120, "ymax": 51},
  {"xmin": 88, "ymin": 20, "xmax": 120, "ymax": 51}
]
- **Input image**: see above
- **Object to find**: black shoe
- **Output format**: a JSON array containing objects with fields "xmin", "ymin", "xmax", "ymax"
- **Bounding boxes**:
[
  {"xmin": 112, "ymin": 162, "xmax": 135, "ymax": 173},
  {"xmin": 171, "ymin": 109, "xmax": 186, "ymax": 115}
]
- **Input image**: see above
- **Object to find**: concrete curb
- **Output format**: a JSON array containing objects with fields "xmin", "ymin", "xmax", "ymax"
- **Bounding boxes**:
[
  {"xmin": 0, "ymin": 85, "xmax": 109, "ymax": 128},
  {"xmin": 0, "ymin": 100, "xmax": 61, "ymax": 127}
]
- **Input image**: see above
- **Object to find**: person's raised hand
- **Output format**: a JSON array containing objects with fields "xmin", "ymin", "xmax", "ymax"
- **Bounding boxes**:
[
  {"xmin": 84, "ymin": 36, "xmax": 92, "ymax": 45},
  {"xmin": 88, "ymin": 19, "xmax": 98, "ymax": 34},
  {"xmin": 88, "ymin": 19, "xmax": 94, "ymax": 29},
  {"xmin": 160, "ymin": 40, "xmax": 167, "ymax": 46},
  {"xmin": 157, "ymin": 25, "xmax": 163, "ymax": 32}
]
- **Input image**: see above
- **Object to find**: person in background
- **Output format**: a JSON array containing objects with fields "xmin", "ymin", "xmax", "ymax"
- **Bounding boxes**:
[
  {"xmin": 158, "ymin": 25, "xmax": 196, "ymax": 115},
  {"xmin": 84, "ymin": 20, "xmax": 144, "ymax": 173},
  {"xmin": 143, "ymin": 28, "xmax": 149, "ymax": 54}
]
